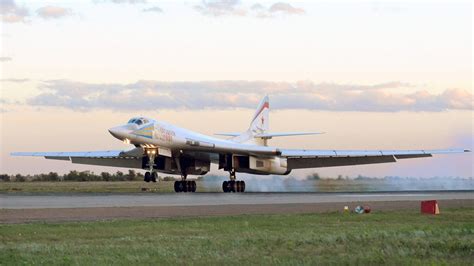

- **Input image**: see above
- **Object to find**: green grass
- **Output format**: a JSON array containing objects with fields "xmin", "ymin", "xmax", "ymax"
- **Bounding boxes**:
[
  {"xmin": 1, "ymin": 209, "xmax": 473, "ymax": 265},
  {"xmin": 0, "ymin": 181, "xmax": 176, "ymax": 193},
  {"xmin": 3, "ymin": 178, "xmax": 471, "ymax": 193}
]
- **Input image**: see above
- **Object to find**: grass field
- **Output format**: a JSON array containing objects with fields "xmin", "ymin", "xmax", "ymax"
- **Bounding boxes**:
[
  {"xmin": 1, "ymin": 209, "xmax": 473, "ymax": 265},
  {"xmin": 1, "ymin": 178, "xmax": 472, "ymax": 193},
  {"xmin": 0, "ymin": 181, "xmax": 175, "ymax": 193}
]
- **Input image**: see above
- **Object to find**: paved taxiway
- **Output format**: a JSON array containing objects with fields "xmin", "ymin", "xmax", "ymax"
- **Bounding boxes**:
[{"xmin": 1, "ymin": 191, "xmax": 472, "ymax": 223}]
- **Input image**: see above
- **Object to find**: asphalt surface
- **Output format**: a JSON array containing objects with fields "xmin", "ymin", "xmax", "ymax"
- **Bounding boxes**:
[
  {"xmin": 1, "ymin": 191, "xmax": 472, "ymax": 223},
  {"xmin": 1, "ymin": 191, "xmax": 473, "ymax": 209}
]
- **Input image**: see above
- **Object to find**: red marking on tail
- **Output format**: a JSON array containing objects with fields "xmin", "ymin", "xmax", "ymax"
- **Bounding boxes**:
[{"xmin": 252, "ymin": 102, "xmax": 269, "ymax": 123}]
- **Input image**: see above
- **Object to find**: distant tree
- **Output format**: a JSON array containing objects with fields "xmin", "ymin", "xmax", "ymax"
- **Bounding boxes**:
[
  {"xmin": 115, "ymin": 171, "xmax": 125, "ymax": 181},
  {"xmin": 34, "ymin": 172, "xmax": 59, "ymax": 181},
  {"xmin": 337, "ymin": 175, "xmax": 343, "ymax": 180},
  {"xmin": 162, "ymin": 176, "xmax": 176, "ymax": 181},
  {"xmin": 46, "ymin": 172, "xmax": 59, "ymax": 181},
  {"xmin": 64, "ymin": 170, "xmax": 79, "ymax": 181},
  {"xmin": 127, "ymin": 170, "xmax": 136, "ymax": 181},
  {"xmin": 0, "ymin": 174, "xmax": 10, "ymax": 182},
  {"xmin": 101, "ymin": 172, "xmax": 111, "ymax": 181},
  {"xmin": 307, "ymin": 173, "xmax": 320, "ymax": 180},
  {"xmin": 355, "ymin": 175, "xmax": 373, "ymax": 180},
  {"xmin": 135, "ymin": 172, "xmax": 144, "ymax": 181},
  {"xmin": 78, "ymin": 171, "xmax": 91, "ymax": 181},
  {"xmin": 63, "ymin": 170, "xmax": 100, "ymax": 181},
  {"xmin": 15, "ymin": 174, "xmax": 26, "ymax": 182}
]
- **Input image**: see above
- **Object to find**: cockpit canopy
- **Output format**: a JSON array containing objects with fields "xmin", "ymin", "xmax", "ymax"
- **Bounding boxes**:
[{"xmin": 127, "ymin": 117, "xmax": 151, "ymax": 126}]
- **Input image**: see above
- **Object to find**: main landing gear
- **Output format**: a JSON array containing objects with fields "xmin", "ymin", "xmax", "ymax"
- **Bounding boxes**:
[
  {"xmin": 144, "ymin": 171, "xmax": 158, "ymax": 182},
  {"xmin": 222, "ymin": 170, "xmax": 245, "ymax": 193},
  {"xmin": 174, "ymin": 180, "xmax": 197, "ymax": 193}
]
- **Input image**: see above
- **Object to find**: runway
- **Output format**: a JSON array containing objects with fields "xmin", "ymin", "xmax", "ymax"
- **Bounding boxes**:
[
  {"xmin": 1, "ymin": 191, "xmax": 473, "ymax": 223},
  {"xmin": 1, "ymin": 191, "xmax": 473, "ymax": 209}
]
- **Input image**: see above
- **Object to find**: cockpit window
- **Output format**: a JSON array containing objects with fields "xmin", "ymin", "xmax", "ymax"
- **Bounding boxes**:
[{"xmin": 127, "ymin": 117, "xmax": 150, "ymax": 125}]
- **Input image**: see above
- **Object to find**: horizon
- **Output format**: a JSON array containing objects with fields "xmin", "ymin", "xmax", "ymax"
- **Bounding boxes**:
[{"xmin": 2, "ymin": 170, "xmax": 473, "ymax": 180}]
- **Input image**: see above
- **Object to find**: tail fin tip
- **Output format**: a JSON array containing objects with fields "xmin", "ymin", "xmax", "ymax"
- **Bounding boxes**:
[{"xmin": 249, "ymin": 95, "xmax": 270, "ymax": 133}]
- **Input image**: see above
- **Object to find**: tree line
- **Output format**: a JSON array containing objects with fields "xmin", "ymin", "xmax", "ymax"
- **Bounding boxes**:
[
  {"xmin": 0, "ymin": 170, "xmax": 205, "ymax": 182},
  {"xmin": 0, "ymin": 170, "xmax": 144, "ymax": 182}
]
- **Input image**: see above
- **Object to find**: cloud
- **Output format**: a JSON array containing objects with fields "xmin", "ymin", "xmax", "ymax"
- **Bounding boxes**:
[
  {"xmin": 268, "ymin": 2, "xmax": 305, "ymax": 15},
  {"xmin": 36, "ymin": 6, "xmax": 73, "ymax": 19},
  {"xmin": 194, "ymin": 1, "xmax": 305, "ymax": 18},
  {"xmin": 0, "ymin": 78, "xmax": 30, "ymax": 82},
  {"xmin": 194, "ymin": 0, "xmax": 246, "ymax": 17},
  {"xmin": 0, "ymin": 57, "xmax": 12, "ymax": 62},
  {"xmin": 113, "ymin": 0, "xmax": 146, "ymax": 3},
  {"xmin": 142, "ymin": 6, "xmax": 163, "ymax": 13},
  {"xmin": 26, "ymin": 80, "xmax": 473, "ymax": 112},
  {"xmin": 93, "ymin": 0, "xmax": 147, "ymax": 5},
  {"xmin": 250, "ymin": 3, "xmax": 264, "ymax": 11},
  {"xmin": 0, "ymin": 0, "xmax": 29, "ymax": 23}
]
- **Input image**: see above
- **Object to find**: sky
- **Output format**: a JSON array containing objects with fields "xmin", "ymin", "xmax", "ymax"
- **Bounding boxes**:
[{"xmin": 0, "ymin": 0, "xmax": 472, "ymax": 178}]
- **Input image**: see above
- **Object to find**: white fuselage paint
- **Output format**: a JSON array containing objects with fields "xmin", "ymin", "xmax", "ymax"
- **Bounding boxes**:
[
  {"xmin": 108, "ymin": 118, "xmax": 288, "ymax": 175},
  {"xmin": 109, "ymin": 119, "xmax": 279, "ymax": 156}
]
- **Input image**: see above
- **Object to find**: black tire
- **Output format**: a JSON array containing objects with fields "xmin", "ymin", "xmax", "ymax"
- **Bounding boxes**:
[
  {"xmin": 174, "ymin": 181, "xmax": 180, "ymax": 193},
  {"xmin": 236, "ymin": 181, "xmax": 242, "ymax": 192},
  {"xmin": 151, "ymin": 172, "xmax": 157, "ymax": 183},
  {"xmin": 182, "ymin": 181, "xmax": 188, "ymax": 193},
  {"xmin": 241, "ymin": 181, "xmax": 245, "ymax": 192},
  {"xmin": 222, "ymin": 181, "xmax": 228, "ymax": 193},
  {"xmin": 144, "ymin": 172, "xmax": 151, "ymax": 183},
  {"xmin": 191, "ymin": 181, "xmax": 197, "ymax": 192},
  {"xmin": 229, "ymin": 180, "xmax": 236, "ymax": 193}
]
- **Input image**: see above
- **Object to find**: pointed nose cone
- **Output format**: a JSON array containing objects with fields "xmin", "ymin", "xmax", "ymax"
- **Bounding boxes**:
[{"xmin": 108, "ymin": 126, "xmax": 126, "ymax": 140}]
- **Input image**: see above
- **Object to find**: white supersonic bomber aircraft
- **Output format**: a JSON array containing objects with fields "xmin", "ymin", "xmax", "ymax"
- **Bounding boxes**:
[{"xmin": 12, "ymin": 96, "xmax": 470, "ymax": 193}]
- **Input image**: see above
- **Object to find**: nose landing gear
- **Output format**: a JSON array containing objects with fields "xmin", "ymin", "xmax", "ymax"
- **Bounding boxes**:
[{"xmin": 144, "ymin": 149, "xmax": 158, "ymax": 183}]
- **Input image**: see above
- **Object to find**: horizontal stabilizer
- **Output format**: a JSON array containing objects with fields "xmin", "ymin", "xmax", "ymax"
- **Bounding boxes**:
[
  {"xmin": 214, "ymin": 132, "xmax": 241, "ymax": 137},
  {"xmin": 255, "ymin": 132, "xmax": 324, "ymax": 139}
]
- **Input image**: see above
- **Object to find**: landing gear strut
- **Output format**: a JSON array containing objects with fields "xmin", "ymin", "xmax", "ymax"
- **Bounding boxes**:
[
  {"xmin": 222, "ymin": 170, "xmax": 245, "ymax": 193},
  {"xmin": 172, "ymin": 156, "xmax": 197, "ymax": 193}
]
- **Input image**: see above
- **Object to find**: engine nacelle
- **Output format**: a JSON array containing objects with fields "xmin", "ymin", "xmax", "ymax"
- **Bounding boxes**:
[{"xmin": 233, "ymin": 155, "xmax": 290, "ymax": 175}]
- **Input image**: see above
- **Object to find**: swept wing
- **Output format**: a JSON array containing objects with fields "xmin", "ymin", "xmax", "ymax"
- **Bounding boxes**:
[{"xmin": 280, "ymin": 148, "xmax": 469, "ymax": 169}]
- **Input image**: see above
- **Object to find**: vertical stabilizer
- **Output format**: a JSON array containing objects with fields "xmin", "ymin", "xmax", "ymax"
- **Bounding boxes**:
[
  {"xmin": 249, "ymin": 95, "xmax": 269, "ymax": 134},
  {"xmin": 222, "ymin": 95, "xmax": 269, "ymax": 145}
]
